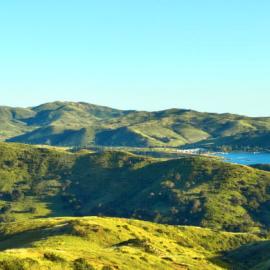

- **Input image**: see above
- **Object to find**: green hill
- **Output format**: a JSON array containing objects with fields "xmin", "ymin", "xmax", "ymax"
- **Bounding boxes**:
[
  {"xmin": 0, "ymin": 142, "xmax": 270, "ymax": 269},
  {"xmin": 0, "ymin": 106, "xmax": 35, "ymax": 139},
  {"xmin": 1, "ymin": 142, "xmax": 270, "ymax": 233},
  {"xmin": 1, "ymin": 101, "xmax": 269, "ymax": 150},
  {"xmin": 0, "ymin": 216, "xmax": 266, "ymax": 270},
  {"xmin": 190, "ymin": 131, "xmax": 270, "ymax": 152}
]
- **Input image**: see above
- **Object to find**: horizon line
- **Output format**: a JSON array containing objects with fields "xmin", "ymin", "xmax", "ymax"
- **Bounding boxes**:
[{"xmin": 0, "ymin": 100, "xmax": 269, "ymax": 118}]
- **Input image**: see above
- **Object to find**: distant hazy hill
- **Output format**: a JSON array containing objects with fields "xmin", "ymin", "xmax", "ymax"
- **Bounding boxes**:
[
  {"xmin": 1, "ymin": 142, "xmax": 270, "ymax": 232},
  {"xmin": 1, "ymin": 101, "xmax": 269, "ymax": 150}
]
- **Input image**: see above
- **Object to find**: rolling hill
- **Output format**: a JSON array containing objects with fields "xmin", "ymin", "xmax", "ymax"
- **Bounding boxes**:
[
  {"xmin": 1, "ymin": 101, "xmax": 269, "ymax": 150},
  {"xmin": 0, "ymin": 142, "xmax": 270, "ymax": 268},
  {"xmin": 1, "ymin": 142, "xmax": 270, "ymax": 233},
  {"xmin": 0, "ymin": 216, "xmax": 266, "ymax": 270}
]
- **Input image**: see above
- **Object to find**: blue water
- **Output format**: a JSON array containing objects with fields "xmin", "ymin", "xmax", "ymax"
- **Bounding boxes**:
[{"xmin": 213, "ymin": 152, "xmax": 270, "ymax": 165}]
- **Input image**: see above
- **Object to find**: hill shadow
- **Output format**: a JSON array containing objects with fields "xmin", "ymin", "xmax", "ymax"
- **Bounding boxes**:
[
  {"xmin": 0, "ymin": 221, "xmax": 72, "ymax": 251},
  {"xmin": 210, "ymin": 239, "xmax": 270, "ymax": 270}
]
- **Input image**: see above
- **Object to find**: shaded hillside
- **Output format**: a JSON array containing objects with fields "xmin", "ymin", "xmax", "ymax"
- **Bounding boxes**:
[
  {"xmin": 0, "ymin": 106, "xmax": 35, "ymax": 139},
  {"xmin": 2, "ymin": 101, "xmax": 270, "ymax": 150},
  {"xmin": 191, "ymin": 131, "xmax": 270, "ymax": 152},
  {"xmin": 95, "ymin": 127, "xmax": 150, "ymax": 147},
  {"xmin": 69, "ymin": 153, "xmax": 270, "ymax": 232},
  {"xmin": 1, "ymin": 143, "xmax": 270, "ymax": 232},
  {"xmin": 252, "ymin": 164, "xmax": 270, "ymax": 172},
  {"xmin": 0, "ymin": 216, "xmax": 265, "ymax": 270},
  {"xmin": 223, "ymin": 239, "xmax": 270, "ymax": 269},
  {"xmin": 8, "ymin": 126, "xmax": 98, "ymax": 146}
]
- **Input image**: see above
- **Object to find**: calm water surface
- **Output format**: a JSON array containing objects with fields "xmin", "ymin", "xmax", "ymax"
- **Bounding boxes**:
[{"xmin": 213, "ymin": 152, "xmax": 270, "ymax": 165}]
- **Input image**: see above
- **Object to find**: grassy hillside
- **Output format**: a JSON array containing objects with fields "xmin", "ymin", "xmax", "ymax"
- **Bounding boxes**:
[
  {"xmin": 1, "ymin": 101, "xmax": 270, "ymax": 150},
  {"xmin": 191, "ymin": 131, "xmax": 270, "ymax": 152},
  {"xmin": 0, "ymin": 106, "xmax": 35, "ymax": 139},
  {"xmin": 0, "ymin": 216, "xmax": 266, "ymax": 270},
  {"xmin": 0, "ymin": 142, "xmax": 270, "ymax": 269},
  {"xmin": 1, "ymin": 142, "xmax": 270, "ymax": 233}
]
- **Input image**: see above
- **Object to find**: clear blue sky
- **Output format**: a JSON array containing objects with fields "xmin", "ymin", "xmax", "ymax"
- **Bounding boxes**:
[{"xmin": 0, "ymin": 1, "xmax": 269, "ymax": 116}]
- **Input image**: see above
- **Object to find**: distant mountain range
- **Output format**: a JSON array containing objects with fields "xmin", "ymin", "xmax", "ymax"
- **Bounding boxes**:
[{"xmin": 1, "ymin": 101, "xmax": 270, "ymax": 151}]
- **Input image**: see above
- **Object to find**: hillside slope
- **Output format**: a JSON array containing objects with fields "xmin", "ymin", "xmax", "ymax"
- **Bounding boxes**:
[
  {"xmin": 190, "ymin": 130, "xmax": 270, "ymax": 151},
  {"xmin": 1, "ymin": 142, "xmax": 270, "ymax": 232},
  {"xmin": 224, "ymin": 239, "xmax": 270, "ymax": 270},
  {"xmin": 1, "ymin": 101, "xmax": 269, "ymax": 150},
  {"xmin": 0, "ymin": 216, "xmax": 265, "ymax": 270}
]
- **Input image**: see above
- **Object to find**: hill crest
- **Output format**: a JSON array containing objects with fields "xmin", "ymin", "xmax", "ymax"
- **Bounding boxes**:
[{"xmin": 0, "ymin": 101, "xmax": 269, "ymax": 151}]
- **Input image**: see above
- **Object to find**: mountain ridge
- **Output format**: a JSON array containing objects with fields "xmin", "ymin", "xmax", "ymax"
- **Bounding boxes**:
[{"xmin": 1, "ymin": 101, "xmax": 270, "ymax": 151}]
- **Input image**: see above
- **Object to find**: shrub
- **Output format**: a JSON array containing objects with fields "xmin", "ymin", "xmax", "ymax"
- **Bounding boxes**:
[
  {"xmin": 0, "ymin": 215, "xmax": 16, "ymax": 223},
  {"xmin": 73, "ymin": 258, "xmax": 95, "ymax": 270},
  {"xmin": 44, "ymin": 252, "xmax": 66, "ymax": 263},
  {"xmin": 11, "ymin": 189, "xmax": 24, "ymax": 201},
  {"xmin": 0, "ymin": 260, "xmax": 24, "ymax": 270},
  {"xmin": 122, "ymin": 225, "xmax": 130, "ymax": 231},
  {"xmin": 0, "ymin": 204, "xmax": 11, "ymax": 214},
  {"xmin": 28, "ymin": 207, "xmax": 37, "ymax": 214},
  {"xmin": 0, "ymin": 258, "xmax": 38, "ymax": 270},
  {"xmin": 102, "ymin": 266, "xmax": 114, "ymax": 270}
]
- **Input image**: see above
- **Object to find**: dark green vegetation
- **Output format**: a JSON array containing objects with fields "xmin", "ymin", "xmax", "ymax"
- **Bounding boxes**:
[
  {"xmin": 252, "ymin": 164, "xmax": 270, "ymax": 172},
  {"xmin": 1, "ymin": 142, "xmax": 270, "ymax": 233},
  {"xmin": 2, "ymin": 101, "xmax": 270, "ymax": 151},
  {"xmin": 190, "ymin": 131, "xmax": 270, "ymax": 152},
  {"xmin": 0, "ymin": 142, "xmax": 270, "ymax": 268}
]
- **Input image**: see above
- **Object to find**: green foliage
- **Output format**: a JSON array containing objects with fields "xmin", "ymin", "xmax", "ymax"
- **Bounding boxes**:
[
  {"xmin": 44, "ymin": 252, "xmax": 66, "ymax": 263},
  {"xmin": 0, "ymin": 141, "xmax": 269, "ymax": 269},
  {"xmin": 0, "ymin": 258, "xmax": 38, "ymax": 270},
  {"xmin": 73, "ymin": 258, "xmax": 95, "ymax": 270},
  {"xmin": 0, "ymin": 216, "xmax": 265, "ymax": 270},
  {"xmin": 1, "ymin": 101, "xmax": 269, "ymax": 150},
  {"xmin": 0, "ymin": 142, "xmax": 270, "ymax": 233},
  {"xmin": 192, "ymin": 130, "xmax": 270, "ymax": 152}
]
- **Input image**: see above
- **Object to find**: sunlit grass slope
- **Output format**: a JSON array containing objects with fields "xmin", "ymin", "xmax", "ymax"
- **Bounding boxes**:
[
  {"xmin": 0, "ymin": 216, "xmax": 265, "ymax": 270},
  {"xmin": 1, "ymin": 101, "xmax": 269, "ymax": 150}
]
